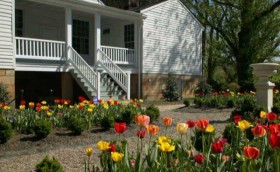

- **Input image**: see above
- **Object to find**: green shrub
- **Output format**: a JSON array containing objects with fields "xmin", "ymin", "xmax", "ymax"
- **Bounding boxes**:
[
  {"xmin": 0, "ymin": 83, "xmax": 9, "ymax": 103},
  {"xmin": 100, "ymin": 113, "xmax": 115, "ymax": 130},
  {"xmin": 228, "ymin": 82, "xmax": 240, "ymax": 93},
  {"xmin": 183, "ymin": 98, "xmax": 190, "ymax": 107},
  {"xmin": 67, "ymin": 116, "xmax": 87, "ymax": 135},
  {"xmin": 272, "ymin": 101, "xmax": 280, "ymax": 113},
  {"xmin": 145, "ymin": 104, "xmax": 160, "ymax": 123},
  {"xmin": 33, "ymin": 119, "xmax": 52, "ymax": 139},
  {"xmin": 0, "ymin": 117, "xmax": 13, "ymax": 143},
  {"xmin": 36, "ymin": 156, "xmax": 63, "ymax": 172},
  {"xmin": 121, "ymin": 108, "xmax": 136, "ymax": 125},
  {"xmin": 162, "ymin": 74, "xmax": 179, "ymax": 101},
  {"xmin": 194, "ymin": 80, "xmax": 213, "ymax": 96}
]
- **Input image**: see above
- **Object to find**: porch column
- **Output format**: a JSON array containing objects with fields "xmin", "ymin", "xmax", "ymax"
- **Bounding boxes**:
[
  {"xmin": 65, "ymin": 8, "xmax": 72, "ymax": 59},
  {"xmin": 94, "ymin": 13, "xmax": 101, "ymax": 63},
  {"xmin": 135, "ymin": 20, "xmax": 143, "ymax": 99}
]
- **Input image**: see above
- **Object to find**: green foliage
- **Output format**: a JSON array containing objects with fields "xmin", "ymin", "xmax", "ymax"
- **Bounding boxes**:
[
  {"xmin": 100, "ymin": 114, "xmax": 115, "ymax": 130},
  {"xmin": 0, "ymin": 117, "xmax": 13, "ymax": 143},
  {"xmin": 145, "ymin": 104, "xmax": 160, "ymax": 123},
  {"xmin": 228, "ymin": 82, "xmax": 240, "ymax": 93},
  {"xmin": 67, "ymin": 115, "xmax": 87, "ymax": 135},
  {"xmin": 194, "ymin": 80, "xmax": 213, "ymax": 96},
  {"xmin": 183, "ymin": 98, "xmax": 190, "ymax": 107},
  {"xmin": 121, "ymin": 108, "xmax": 136, "ymax": 125},
  {"xmin": 272, "ymin": 101, "xmax": 280, "ymax": 114},
  {"xmin": 162, "ymin": 74, "xmax": 179, "ymax": 101},
  {"xmin": 33, "ymin": 119, "xmax": 52, "ymax": 139},
  {"xmin": 35, "ymin": 156, "xmax": 63, "ymax": 172},
  {"xmin": 191, "ymin": 129, "xmax": 214, "ymax": 152},
  {"xmin": 0, "ymin": 83, "xmax": 9, "ymax": 103}
]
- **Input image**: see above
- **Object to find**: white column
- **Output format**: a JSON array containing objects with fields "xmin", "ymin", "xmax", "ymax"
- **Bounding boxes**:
[
  {"xmin": 94, "ymin": 13, "xmax": 101, "ymax": 63},
  {"xmin": 127, "ymin": 72, "xmax": 131, "ymax": 100},
  {"xmin": 136, "ymin": 20, "xmax": 143, "ymax": 99},
  {"xmin": 65, "ymin": 8, "xmax": 72, "ymax": 59}
]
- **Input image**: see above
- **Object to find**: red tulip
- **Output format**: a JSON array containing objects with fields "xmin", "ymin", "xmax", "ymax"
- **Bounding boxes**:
[
  {"xmin": 114, "ymin": 100, "xmax": 118, "ymax": 105},
  {"xmin": 136, "ymin": 130, "xmax": 145, "ymax": 139},
  {"xmin": 197, "ymin": 119, "xmax": 209, "ymax": 131},
  {"xmin": 234, "ymin": 115, "xmax": 242, "ymax": 125},
  {"xmin": 114, "ymin": 122, "xmax": 127, "ymax": 134},
  {"xmin": 78, "ymin": 96, "xmax": 86, "ymax": 102},
  {"xmin": 163, "ymin": 117, "xmax": 172, "ymax": 127},
  {"xmin": 251, "ymin": 124, "xmax": 266, "ymax": 137},
  {"xmin": 98, "ymin": 99, "xmax": 102, "ymax": 103},
  {"xmin": 194, "ymin": 154, "xmax": 205, "ymax": 164},
  {"xmin": 212, "ymin": 141, "xmax": 224, "ymax": 154},
  {"xmin": 20, "ymin": 100, "xmax": 26, "ymax": 105},
  {"xmin": 109, "ymin": 143, "xmax": 116, "ymax": 152},
  {"xmin": 269, "ymin": 124, "xmax": 280, "ymax": 134},
  {"xmin": 186, "ymin": 120, "xmax": 196, "ymax": 128},
  {"xmin": 244, "ymin": 146, "xmax": 260, "ymax": 159},
  {"xmin": 269, "ymin": 132, "xmax": 280, "ymax": 149},
  {"xmin": 267, "ymin": 112, "xmax": 277, "ymax": 121},
  {"xmin": 54, "ymin": 99, "xmax": 60, "ymax": 104}
]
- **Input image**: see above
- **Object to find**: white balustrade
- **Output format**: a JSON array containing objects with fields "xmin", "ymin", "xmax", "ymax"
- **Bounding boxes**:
[
  {"xmin": 98, "ymin": 49, "xmax": 130, "ymax": 99},
  {"xmin": 68, "ymin": 47, "xmax": 98, "ymax": 93},
  {"xmin": 100, "ymin": 45, "xmax": 135, "ymax": 65},
  {"xmin": 16, "ymin": 37, "xmax": 65, "ymax": 60}
]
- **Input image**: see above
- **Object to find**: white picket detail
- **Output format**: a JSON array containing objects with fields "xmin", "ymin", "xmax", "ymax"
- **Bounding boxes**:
[
  {"xmin": 98, "ymin": 49, "xmax": 130, "ymax": 98},
  {"xmin": 68, "ymin": 47, "xmax": 98, "ymax": 94},
  {"xmin": 16, "ymin": 37, "xmax": 65, "ymax": 60},
  {"xmin": 100, "ymin": 45, "xmax": 135, "ymax": 64}
]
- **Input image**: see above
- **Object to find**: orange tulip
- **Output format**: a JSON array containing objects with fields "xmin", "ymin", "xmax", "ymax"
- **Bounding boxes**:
[
  {"xmin": 251, "ymin": 124, "xmax": 266, "ymax": 137},
  {"xmin": 197, "ymin": 119, "xmax": 209, "ymax": 131},
  {"xmin": 135, "ymin": 114, "xmax": 150, "ymax": 127},
  {"xmin": 244, "ymin": 146, "xmax": 260, "ymax": 160},
  {"xmin": 163, "ymin": 117, "xmax": 173, "ymax": 127},
  {"xmin": 146, "ymin": 125, "xmax": 159, "ymax": 135}
]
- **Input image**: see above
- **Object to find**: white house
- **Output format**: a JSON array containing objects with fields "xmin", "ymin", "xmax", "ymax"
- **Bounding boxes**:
[{"xmin": 0, "ymin": 0, "xmax": 203, "ymax": 105}]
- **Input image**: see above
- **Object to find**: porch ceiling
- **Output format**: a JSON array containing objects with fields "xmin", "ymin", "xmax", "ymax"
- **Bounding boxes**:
[{"xmin": 26, "ymin": 0, "xmax": 146, "ymax": 21}]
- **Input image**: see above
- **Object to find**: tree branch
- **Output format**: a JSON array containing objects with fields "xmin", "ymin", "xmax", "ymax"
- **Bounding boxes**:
[
  {"xmin": 212, "ymin": 0, "xmax": 239, "ymax": 9},
  {"xmin": 254, "ymin": 0, "xmax": 280, "ymax": 22}
]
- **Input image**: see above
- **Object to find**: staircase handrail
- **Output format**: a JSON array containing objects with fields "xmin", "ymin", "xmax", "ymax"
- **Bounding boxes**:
[
  {"xmin": 98, "ymin": 49, "xmax": 128, "ymax": 93},
  {"xmin": 68, "ymin": 46, "xmax": 98, "ymax": 93}
]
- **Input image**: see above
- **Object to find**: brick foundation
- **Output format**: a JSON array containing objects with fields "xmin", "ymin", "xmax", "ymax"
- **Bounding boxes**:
[
  {"xmin": 0, "ymin": 69, "xmax": 15, "ymax": 105},
  {"xmin": 141, "ymin": 73, "xmax": 200, "ymax": 101}
]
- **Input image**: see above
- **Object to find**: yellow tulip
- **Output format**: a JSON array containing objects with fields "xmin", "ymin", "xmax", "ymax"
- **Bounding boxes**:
[
  {"xmin": 103, "ymin": 103, "xmax": 109, "ymax": 109},
  {"xmin": 260, "ymin": 111, "xmax": 267, "ymax": 119},
  {"xmin": 176, "ymin": 123, "xmax": 188, "ymax": 134},
  {"xmin": 205, "ymin": 124, "xmax": 215, "ymax": 133},
  {"xmin": 158, "ymin": 142, "xmax": 175, "ymax": 152},
  {"xmin": 69, "ymin": 105, "xmax": 74, "ymax": 109},
  {"xmin": 19, "ymin": 105, "xmax": 25, "ymax": 110},
  {"xmin": 111, "ymin": 152, "xmax": 124, "ymax": 162},
  {"xmin": 157, "ymin": 136, "xmax": 171, "ymax": 145},
  {"xmin": 58, "ymin": 104, "xmax": 63, "ymax": 109},
  {"xmin": 97, "ymin": 141, "xmax": 111, "ymax": 151},
  {"xmin": 47, "ymin": 111, "xmax": 53, "ymax": 117},
  {"xmin": 86, "ymin": 147, "xmax": 93, "ymax": 157},
  {"xmin": 41, "ymin": 106, "xmax": 49, "ymax": 111},
  {"xmin": 4, "ymin": 106, "xmax": 10, "ymax": 110},
  {"xmin": 238, "ymin": 120, "xmax": 252, "ymax": 131},
  {"xmin": 41, "ymin": 101, "xmax": 47, "ymax": 105},
  {"xmin": 89, "ymin": 104, "xmax": 95, "ymax": 108},
  {"xmin": 124, "ymin": 101, "xmax": 130, "ymax": 105},
  {"xmin": 87, "ymin": 108, "xmax": 93, "ymax": 112},
  {"xmin": 139, "ymin": 99, "xmax": 144, "ymax": 103}
]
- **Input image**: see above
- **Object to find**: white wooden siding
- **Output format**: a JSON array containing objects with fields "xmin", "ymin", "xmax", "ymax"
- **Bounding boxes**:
[
  {"xmin": 141, "ymin": 0, "xmax": 203, "ymax": 75},
  {"xmin": 0, "ymin": 0, "xmax": 14, "ymax": 69}
]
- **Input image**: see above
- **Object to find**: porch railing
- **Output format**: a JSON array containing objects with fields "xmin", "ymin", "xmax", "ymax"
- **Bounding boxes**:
[
  {"xmin": 16, "ymin": 37, "xmax": 66, "ymax": 60},
  {"xmin": 68, "ymin": 46, "xmax": 99, "ymax": 94},
  {"xmin": 100, "ymin": 45, "xmax": 135, "ymax": 65},
  {"xmin": 98, "ymin": 49, "xmax": 130, "ymax": 99}
]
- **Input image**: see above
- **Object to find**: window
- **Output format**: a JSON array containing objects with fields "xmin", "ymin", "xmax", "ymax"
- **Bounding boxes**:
[
  {"xmin": 124, "ymin": 24, "xmax": 134, "ymax": 49},
  {"xmin": 15, "ymin": 9, "xmax": 23, "ymax": 37},
  {"xmin": 73, "ymin": 19, "xmax": 89, "ymax": 54}
]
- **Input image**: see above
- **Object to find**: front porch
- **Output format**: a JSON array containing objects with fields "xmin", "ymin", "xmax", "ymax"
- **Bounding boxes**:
[{"xmin": 14, "ymin": 0, "xmax": 144, "ymax": 100}]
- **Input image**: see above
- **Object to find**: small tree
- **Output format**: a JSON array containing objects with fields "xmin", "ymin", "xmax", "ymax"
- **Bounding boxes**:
[{"xmin": 162, "ymin": 74, "xmax": 179, "ymax": 101}]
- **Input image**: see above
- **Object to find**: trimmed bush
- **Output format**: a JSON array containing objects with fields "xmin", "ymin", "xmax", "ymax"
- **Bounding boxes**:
[
  {"xmin": 67, "ymin": 116, "xmax": 87, "ymax": 135},
  {"xmin": 145, "ymin": 104, "xmax": 160, "ymax": 123},
  {"xmin": 0, "ymin": 83, "xmax": 9, "ymax": 103},
  {"xmin": 162, "ymin": 74, "xmax": 179, "ymax": 101},
  {"xmin": 272, "ymin": 101, "xmax": 280, "ymax": 114},
  {"xmin": 36, "ymin": 156, "xmax": 63, "ymax": 172},
  {"xmin": 194, "ymin": 80, "xmax": 213, "ymax": 96},
  {"xmin": 0, "ymin": 117, "xmax": 13, "ymax": 143},
  {"xmin": 183, "ymin": 98, "xmax": 190, "ymax": 107},
  {"xmin": 121, "ymin": 108, "xmax": 136, "ymax": 125},
  {"xmin": 33, "ymin": 119, "xmax": 52, "ymax": 139}
]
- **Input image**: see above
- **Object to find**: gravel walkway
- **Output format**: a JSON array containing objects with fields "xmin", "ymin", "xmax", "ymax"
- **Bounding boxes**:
[{"xmin": 0, "ymin": 105, "xmax": 232, "ymax": 172}]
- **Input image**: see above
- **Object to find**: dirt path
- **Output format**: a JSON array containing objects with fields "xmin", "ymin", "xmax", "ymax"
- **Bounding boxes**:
[{"xmin": 0, "ymin": 105, "xmax": 232, "ymax": 172}]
